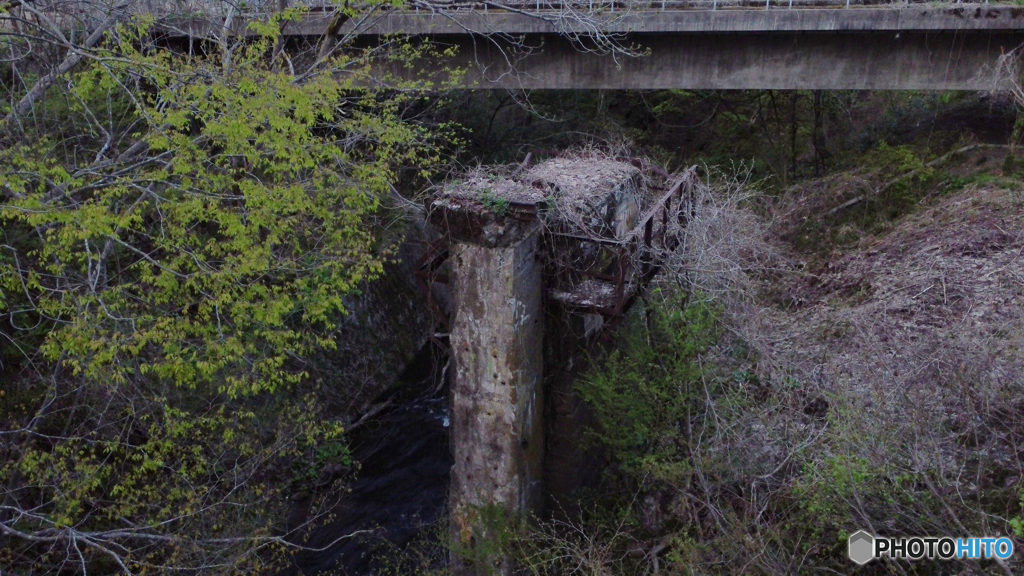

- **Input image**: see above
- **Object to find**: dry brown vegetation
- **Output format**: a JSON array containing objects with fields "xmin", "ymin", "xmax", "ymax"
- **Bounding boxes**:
[{"xmin": 529, "ymin": 147, "xmax": 1024, "ymax": 574}]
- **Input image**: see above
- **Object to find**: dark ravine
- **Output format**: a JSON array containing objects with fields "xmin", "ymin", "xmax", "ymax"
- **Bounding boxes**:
[{"xmin": 286, "ymin": 342, "xmax": 452, "ymax": 576}]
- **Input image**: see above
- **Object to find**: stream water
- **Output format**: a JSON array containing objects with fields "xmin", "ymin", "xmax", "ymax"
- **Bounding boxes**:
[{"xmin": 286, "ymin": 343, "xmax": 452, "ymax": 575}]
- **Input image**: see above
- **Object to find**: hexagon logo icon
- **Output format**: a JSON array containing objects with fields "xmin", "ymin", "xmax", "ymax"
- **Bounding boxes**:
[{"xmin": 848, "ymin": 530, "xmax": 875, "ymax": 565}]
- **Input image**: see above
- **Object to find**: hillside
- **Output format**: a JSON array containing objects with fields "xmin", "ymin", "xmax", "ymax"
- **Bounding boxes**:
[{"xmin": 456, "ymin": 143, "xmax": 1024, "ymax": 576}]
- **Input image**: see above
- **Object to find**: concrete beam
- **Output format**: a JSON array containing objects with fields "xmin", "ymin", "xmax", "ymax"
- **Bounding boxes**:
[
  {"xmin": 330, "ymin": 8, "xmax": 1024, "ymax": 89},
  {"xmin": 164, "ymin": 7, "xmax": 1024, "ymax": 89},
  {"xmin": 371, "ymin": 29, "xmax": 1018, "ymax": 89}
]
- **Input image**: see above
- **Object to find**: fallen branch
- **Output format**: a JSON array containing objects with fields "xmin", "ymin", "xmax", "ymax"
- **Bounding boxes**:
[
  {"xmin": 510, "ymin": 151, "xmax": 533, "ymax": 177},
  {"xmin": 345, "ymin": 400, "xmax": 394, "ymax": 433},
  {"xmin": 827, "ymin": 143, "xmax": 1011, "ymax": 216}
]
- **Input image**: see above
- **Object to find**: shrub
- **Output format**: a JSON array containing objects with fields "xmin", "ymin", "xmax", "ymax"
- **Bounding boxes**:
[{"xmin": 576, "ymin": 293, "xmax": 721, "ymax": 485}]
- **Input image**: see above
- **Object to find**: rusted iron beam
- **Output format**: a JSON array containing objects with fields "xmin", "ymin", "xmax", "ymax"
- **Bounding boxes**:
[
  {"xmin": 548, "ymin": 172, "xmax": 690, "ymax": 247},
  {"xmin": 620, "ymin": 170, "xmax": 692, "ymax": 245},
  {"xmin": 546, "ymin": 167, "xmax": 698, "ymax": 318}
]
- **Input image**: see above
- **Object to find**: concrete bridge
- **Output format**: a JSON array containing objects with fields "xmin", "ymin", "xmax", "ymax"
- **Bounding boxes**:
[
  {"xmin": 280, "ymin": 4, "xmax": 1024, "ymax": 90},
  {"xmin": 166, "ymin": 3, "xmax": 1024, "ymax": 90}
]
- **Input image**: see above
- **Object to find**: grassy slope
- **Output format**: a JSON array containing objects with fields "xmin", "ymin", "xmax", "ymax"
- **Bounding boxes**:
[{"xmin": 733, "ymin": 147, "xmax": 1024, "ymax": 574}]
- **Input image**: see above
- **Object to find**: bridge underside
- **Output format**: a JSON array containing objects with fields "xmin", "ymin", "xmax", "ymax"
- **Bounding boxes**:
[{"xmin": 356, "ymin": 30, "xmax": 1020, "ymax": 90}]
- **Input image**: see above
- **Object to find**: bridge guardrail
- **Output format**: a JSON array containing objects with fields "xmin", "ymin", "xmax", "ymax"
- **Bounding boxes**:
[
  {"xmin": 412, "ymin": 0, "xmax": 1000, "ymax": 12},
  {"xmin": 12, "ymin": 0, "xmax": 1014, "ymax": 25},
  {"xmin": 326, "ymin": 0, "xmax": 1003, "ymax": 12}
]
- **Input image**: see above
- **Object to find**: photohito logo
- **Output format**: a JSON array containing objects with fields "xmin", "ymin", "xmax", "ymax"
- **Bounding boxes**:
[{"xmin": 848, "ymin": 530, "xmax": 1014, "ymax": 564}]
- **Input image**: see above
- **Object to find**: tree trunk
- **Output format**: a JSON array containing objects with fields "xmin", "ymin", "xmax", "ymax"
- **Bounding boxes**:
[
  {"xmin": 812, "ymin": 89, "xmax": 827, "ymax": 175},
  {"xmin": 789, "ymin": 91, "xmax": 799, "ymax": 181}
]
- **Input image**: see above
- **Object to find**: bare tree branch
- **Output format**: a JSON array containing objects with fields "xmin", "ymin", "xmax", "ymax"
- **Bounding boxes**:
[{"xmin": 0, "ymin": 2, "xmax": 129, "ymax": 136}]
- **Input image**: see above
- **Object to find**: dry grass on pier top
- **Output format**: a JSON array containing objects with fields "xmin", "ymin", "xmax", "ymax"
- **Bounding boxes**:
[{"xmin": 435, "ymin": 151, "xmax": 653, "ymax": 240}]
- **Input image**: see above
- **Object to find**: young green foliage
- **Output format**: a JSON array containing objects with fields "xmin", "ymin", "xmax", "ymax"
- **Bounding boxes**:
[{"xmin": 0, "ymin": 3, "xmax": 453, "ymax": 572}]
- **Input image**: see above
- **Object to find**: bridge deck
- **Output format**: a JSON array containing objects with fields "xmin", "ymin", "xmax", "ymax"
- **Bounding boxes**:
[
  {"xmin": 160, "ymin": 4, "xmax": 1024, "ymax": 89},
  {"xmin": 338, "ymin": 6, "xmax": 1024, "ymax": 90}
]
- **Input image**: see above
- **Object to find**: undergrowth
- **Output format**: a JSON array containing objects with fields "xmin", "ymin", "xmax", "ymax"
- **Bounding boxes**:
[
  {"xmin": 783, "ymin": 140, "xmax": 1024, "ymax": 258},
  {"xmin": 576, "ymin": 293, "xmax": 722, "ymax": 485}
]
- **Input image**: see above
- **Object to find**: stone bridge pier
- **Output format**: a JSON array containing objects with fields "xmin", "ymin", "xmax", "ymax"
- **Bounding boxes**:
[
  {"xmin": 426, "ymin": 156, "xmax": 694, "ymax": 574},
  {"xmin": 440, "ymin": 215, "xmax": 546, "ymax": 575}
]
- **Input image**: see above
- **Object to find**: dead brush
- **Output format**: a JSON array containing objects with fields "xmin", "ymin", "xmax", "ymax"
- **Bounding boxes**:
[
  {"xmin": 652, "ymin": 164, "xmax": 789, "ymax": 374},
  {"xmin": 435, "ymin": 144, "xmax": 672, "ymax": 302},
  {"xmin": 735, "ymin": 183, "xmax": 1024, "ymax": 572},
  {"xmin": 593, "ymin": 167, "xmax": 1024, "ymax": 573}
]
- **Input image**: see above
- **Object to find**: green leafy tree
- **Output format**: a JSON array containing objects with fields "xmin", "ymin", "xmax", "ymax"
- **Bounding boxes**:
[{"xmin": 0, "ymin": 1, "xmax": 450, "ymax": 572}]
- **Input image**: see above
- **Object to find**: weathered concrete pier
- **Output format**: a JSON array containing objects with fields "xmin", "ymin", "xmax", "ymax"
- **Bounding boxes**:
[
  {"xmin": 423, "ymin": 155, "xmax": 698, "ymax": 573},
  {"xmin": 444, "ymin": 218, "xmax": 546, "ymax": 574}
]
